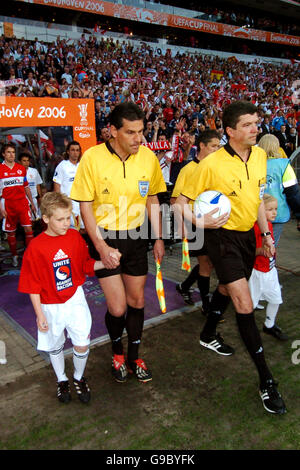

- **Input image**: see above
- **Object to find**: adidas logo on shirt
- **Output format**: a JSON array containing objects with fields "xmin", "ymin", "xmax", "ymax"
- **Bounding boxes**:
[
  {"xmin": 102, "ymin": 188, "xmax": 110, "ymax": 194},
  {"xmin": 229, "ymin": 191, "xmax": 238, "ymax": 196},
  {"xmin": 53, "ymin": 249, "xmax": 68, "ymax": 261}
]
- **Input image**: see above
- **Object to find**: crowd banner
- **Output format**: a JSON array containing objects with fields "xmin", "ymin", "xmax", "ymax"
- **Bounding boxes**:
[
  {"xmin": 0, "ymin": 97, "xmax": 96, "ymax": 153},
  {"xmin": 143, "ymin": 141, "xmax": 170, "ymax": 151},
  {"xmin": 17, "ymin": 0, "xmax": 300, "ymax": 47}
]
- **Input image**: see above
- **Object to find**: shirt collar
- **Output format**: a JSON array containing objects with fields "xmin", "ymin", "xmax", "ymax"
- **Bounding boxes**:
[
  {"xmin": 105, "ymin": 140, "xmax": 131, "ymax": 161},
  {"xmin": 224, "ymin": 143, "xmax": 252, "ymax": 162}
]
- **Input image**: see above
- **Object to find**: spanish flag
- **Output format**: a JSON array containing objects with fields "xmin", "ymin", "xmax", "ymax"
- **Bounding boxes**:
[{"xmin": 210, "ymin": 70, "xmax": 224, "ymax": 80}]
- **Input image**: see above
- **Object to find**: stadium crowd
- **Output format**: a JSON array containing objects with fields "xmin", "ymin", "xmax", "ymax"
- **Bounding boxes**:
[
  {"xmin": 0, "ymin": 33, "xmax": 299, "ymax": 175},
  {"xmin": 1, "ymin": 34, "xmax": 300, "ymax": 142}
]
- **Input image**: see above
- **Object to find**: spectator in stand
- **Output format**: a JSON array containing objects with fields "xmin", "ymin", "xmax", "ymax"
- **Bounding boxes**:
[
  {"xmin": 61, "ymin": 65, "xmax": 73, "ymax": 85},
  {"xmin": 285, "ymin": 116, "xmax": 295, "ymax": 137},
  {"xmin": 148, "ymin": 103, "xmax": 161, "ymax": 122},
  {"xmin": 144, "ymin": 121, "xmax": 154, "ymax": 143},
  {"xmin": 24, "ymin": 72, "xmax": 38, "ymax": 93},
  {"xmin": 272, "ymin": 110, "xmax": 287, "ymax": 132},
  {"xmin": 98, "ymin": 126, "xmax": 111, "ymax": 144},
  {"xmin": 154, "ymin": 132, "xmax": 173, "ymax": 188},
  {"xmin": 38, "ymin": 76, "xmax": 59, "ymax": 98},
  {"xmin": 260, "ymin": 115, "xmax": 272, "ymax": 136},
  {"xmin": 168, "ymin": 109, "xmax": 182, "ymax": 136},
  {"xmin": 275, "ymin": 124, "xmax": 289, "ymax": 156},
  {"xmin": 163, "ymin": 98, "xmax": 175, "ymax": 123},
  {"xmin": 81, "ymin": 80, "xmax": 94, "ymax": 99},
  {"xmin": 287, "ymin": 127, "xmax": 298, "ymax": 156}
]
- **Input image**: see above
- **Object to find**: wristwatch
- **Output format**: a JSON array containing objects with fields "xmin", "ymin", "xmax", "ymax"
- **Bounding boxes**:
[{"xmin": 260, "ymin": 231, "xmax": 271, "ymax": 237}]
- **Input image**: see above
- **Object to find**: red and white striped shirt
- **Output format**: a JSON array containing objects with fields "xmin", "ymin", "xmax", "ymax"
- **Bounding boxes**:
[{"xmin": 0, "ymin": 162, "xmax": 28, "ymax": 202}]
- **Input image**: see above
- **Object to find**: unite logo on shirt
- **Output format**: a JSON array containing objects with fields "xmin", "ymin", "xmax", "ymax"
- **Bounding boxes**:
[{"xmin": 53, "ymin": 250, "xmax": 72, "ymax": 291}]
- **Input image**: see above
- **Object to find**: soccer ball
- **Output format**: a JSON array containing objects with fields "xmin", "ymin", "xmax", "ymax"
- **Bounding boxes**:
[{"xmin": 194, "ymin": 190, "xmax": 231, "ymax": 219}]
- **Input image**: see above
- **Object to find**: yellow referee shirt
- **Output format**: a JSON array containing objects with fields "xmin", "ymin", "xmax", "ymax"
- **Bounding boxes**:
[
  {"xmin": 70, "ymin": 142, "xmax": 166, "ymax": 230},
  {"xmin": 172, "ymin": 158, "xmax": 200, "ymax": 199},
  {"xmin": 172, "ymin": 158, "xmax": 199, "ymax": 210},
  {"xmin": 182, "ymin": 144, "xmax": 267, "ymax": 231}
]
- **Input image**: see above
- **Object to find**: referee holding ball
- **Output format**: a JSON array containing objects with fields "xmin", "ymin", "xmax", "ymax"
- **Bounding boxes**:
[{"xmin": 175, "ymin": 101, "xmax": 286, "ymax": 415}]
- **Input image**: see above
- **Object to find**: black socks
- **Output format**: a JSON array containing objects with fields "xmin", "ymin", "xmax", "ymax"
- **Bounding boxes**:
[
  {"xmin": 201, "ymin": 288, "xmax": 231, "ymax": 339},
  {"xmin": 105, "ymin": 306, "xmax": 145, "ymax": 362},
  {"xmin": 126, "ymin": 305, "xmax": 145, "ymax": 362},
  {"xmin": 105, "ymin": 310, "xmax": 126, "ymax": 355},
  {"xmin": 236, "ymin": 312, "xmax": 273, "ymax": 387},
  {"xmin": 181, "ymin": 265, "xmax": 199, "ymax": 291},
  {"xmin": 197, "ymin": 275, "xmax": 210, "ymax": 312},
  {"xmin": 181, "ymin": 267, "xmax": 211, "ymax": 312}
]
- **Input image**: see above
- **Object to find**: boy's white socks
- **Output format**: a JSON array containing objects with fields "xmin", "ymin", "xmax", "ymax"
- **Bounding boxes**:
[
  {"xmin": 264, "ymin": 303, "xmax": 280, "ymax": 328},
  {"xmin": 73, "ymin": 348, "xmax": 89, "ymax": 381},
  {"xmin": 49, "ymin": 345, "xmax": 68, "ymax": 382}
]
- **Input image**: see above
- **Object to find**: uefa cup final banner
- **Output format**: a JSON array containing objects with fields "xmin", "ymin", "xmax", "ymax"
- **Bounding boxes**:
[
  {"xmin": 17, "ymin": 0, "xmax": 300, "ymax": 47},
  {"xmin": 0, "ymin": 97, "xmax": 96, "ymax": 152}
]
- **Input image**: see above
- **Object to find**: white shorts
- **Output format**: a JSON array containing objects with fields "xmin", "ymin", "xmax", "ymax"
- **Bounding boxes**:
[
  {"xmin": 248, "ymin": 267, "xmax": 283, "ymax": 308},
  {"xmin": 37, "ymin": 286, "xmax": 92, "ymax": 352},
  {"xmin": 33, "ymin": 197, "xmax": 41, "ymax": 219}
]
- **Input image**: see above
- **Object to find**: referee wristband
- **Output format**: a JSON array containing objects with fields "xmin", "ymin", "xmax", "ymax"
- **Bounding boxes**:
[
  {"xmin": 156, "ymin": 237, "xmax": 163, "ymax": 240},
  {"xmin": 260, "ymin": 231, "xmax": 271, "ymax": 237}
]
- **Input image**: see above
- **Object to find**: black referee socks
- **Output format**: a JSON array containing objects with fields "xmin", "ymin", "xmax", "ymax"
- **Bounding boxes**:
[
  {"xmin": 197, "ymin": 275, "xmax": 211, "ymax": 312},
  {"xmin": 126, "ymin": 305, "xmax": 145, "ymax": 362},
  {"xmin": 105, "ymin": 310, "xmax": 126, "ymax": 355},
  {"xmin": 201, "ymin": 288, "xmax": 231, "ymax": 338},
  {"xmin": 181, "ymin": 265, "xmax": 199, "ymax": 291},
  {"xmin": 236, "ymin": 312, "xmax": 273, "ymax": 387}
]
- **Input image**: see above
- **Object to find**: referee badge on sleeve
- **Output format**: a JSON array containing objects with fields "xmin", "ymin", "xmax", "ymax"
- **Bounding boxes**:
[{"xmin": 138, "ymin": 180, "xmax": 150, "ymax": 198}]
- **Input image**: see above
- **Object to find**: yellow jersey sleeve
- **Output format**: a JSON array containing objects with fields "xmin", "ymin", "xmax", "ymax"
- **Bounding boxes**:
[
  {"xmin": 172, "ymin": 169, "xmax": 186, "ymax": 199},
  {"xmin": 171, "ymin": 161, "xmax": 199, "ymax": 199},
  {"xmin": 181, "ymin": 160, "xmax": 211, "ymax": 201}
]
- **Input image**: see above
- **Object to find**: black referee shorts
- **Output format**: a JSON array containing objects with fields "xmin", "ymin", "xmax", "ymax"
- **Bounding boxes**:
[
  {"xmin": 188, "ymin": 224, "xmax": 208, "ymax": 258},
  {"xmin": 204, "ymin": 227, "xmax": 256, "ymax": 285},
  {"xmin": 83, "ymin": 228, "xmax": 148, "ymax": 279}
]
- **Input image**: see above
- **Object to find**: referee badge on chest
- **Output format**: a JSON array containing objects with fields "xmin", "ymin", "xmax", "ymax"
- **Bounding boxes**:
[{"xmin": 138, "ymin": 180, "xmax": 150, "ymax": 198}]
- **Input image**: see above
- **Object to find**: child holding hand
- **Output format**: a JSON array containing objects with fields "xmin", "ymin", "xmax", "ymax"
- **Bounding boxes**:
[
  {"xmin": 248, "ymin": 194, "xmax": 288, "ymax": 341},
  {"xmin": 19, "ymin": 192, "xmax": 120, "ymax": 403}
]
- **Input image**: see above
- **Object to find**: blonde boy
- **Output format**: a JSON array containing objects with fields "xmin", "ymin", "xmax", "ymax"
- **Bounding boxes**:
[{"xmin": 18, "ymin": 192, "xmax": 112, "ymax": 404}]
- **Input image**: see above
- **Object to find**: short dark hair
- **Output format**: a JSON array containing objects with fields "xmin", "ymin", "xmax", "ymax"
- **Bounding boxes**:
[
  {"xmin": 222, "ymin": 101, "xmax": 258, "ymax": 137},
  {"xmin": 198, "ymin": 129, "xmax": 220, "ymax": 146},
  {"xmin": 109, "ymin": 102, "xmax": 145, "ymax": 129},
  {"xmin": 1, "ymin": 143, "xmax": 16, "ymax": 155},
  {"xmin": 65, "ymin": 140, "xmax": 82, "ymax": 160},
  {"xmin": 19, "ymin": 152, "xmax": 31, "ymax": 161}
]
